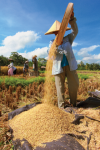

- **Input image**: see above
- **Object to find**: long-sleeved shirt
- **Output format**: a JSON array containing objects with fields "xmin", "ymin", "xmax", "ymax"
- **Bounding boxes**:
[
  {"xmin": 9, "ymin": 62, "xmax": 14, "ymax": 68},
  {"xmin": 48, "ymin": 17, "xmax": 78, "ymax": 75}
]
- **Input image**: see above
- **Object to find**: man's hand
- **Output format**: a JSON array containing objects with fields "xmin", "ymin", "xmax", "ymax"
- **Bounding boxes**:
[{"xmin": 70, "ymin": 9, "xmax": 74, "ymax": 20}]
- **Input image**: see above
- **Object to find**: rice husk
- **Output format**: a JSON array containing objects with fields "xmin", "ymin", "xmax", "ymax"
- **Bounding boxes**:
[
  {"xmin": 74, "ymin": 108, "xmax": 100, "ymax": 149},
  {"xmin": 9, "ymin": 103, "xmax": 74, "ymax": 148}
]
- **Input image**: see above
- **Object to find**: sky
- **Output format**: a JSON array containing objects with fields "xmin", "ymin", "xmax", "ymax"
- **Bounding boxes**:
[{"xmin": 0, "ymin": 0, "xmax": 100, "ymax": 64}]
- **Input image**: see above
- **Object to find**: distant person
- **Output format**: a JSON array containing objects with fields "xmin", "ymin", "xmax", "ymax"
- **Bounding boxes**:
[
  {"xmin": 32, "ymin": 55, "xmax": 38, "ymax": 71},
  {"xmin": 8, "ymin": 58, "xmax": 14, "ymax": 76},
  {"xmin": 23, "ymin": 60, "xmax": 29, "ymax": 75}
]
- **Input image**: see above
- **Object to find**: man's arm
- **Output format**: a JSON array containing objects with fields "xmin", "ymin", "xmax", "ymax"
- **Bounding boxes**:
[
  {"xmin": 68, "ymin": 18, "xmax": 78, "ymax": 45},
  {"xmin": 64, "ymin": 11, "xmax": 78, "ymax": 45}
]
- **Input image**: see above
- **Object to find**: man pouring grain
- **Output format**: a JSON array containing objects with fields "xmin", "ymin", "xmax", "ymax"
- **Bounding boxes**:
[{"xmin": 45, "ymin": 9, "xmax": 79, "ymax": 108}]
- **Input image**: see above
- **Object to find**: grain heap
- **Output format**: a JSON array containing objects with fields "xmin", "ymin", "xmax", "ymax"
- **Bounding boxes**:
[{"xmin": 9, "ymin": 103, "xmax": 74, "ymax": 148}]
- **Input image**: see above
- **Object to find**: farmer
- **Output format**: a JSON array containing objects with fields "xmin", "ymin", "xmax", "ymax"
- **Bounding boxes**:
[
  {"xmin": 23, "ymin": 60, "xmax": 29, "ymax": 75},
  {"xmin": 8, "ymin": 58, "xmax": 14, "ymax": 76},
  {"xmin": 45, "ymin": 9, "xmax": 79, "ymax": 108},
  {"xmin": 32, "ymin": 55, "xmax": 38, "ymax": 71}
]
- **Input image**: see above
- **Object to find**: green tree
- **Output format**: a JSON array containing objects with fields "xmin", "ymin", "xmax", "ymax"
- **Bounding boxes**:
[
  {"xmin": 9, "ymin": 52, "xmax": 27, "ymax": 66},
  {"xmin": 78, "ymin": 61, "xmax": 85, "ymax": 70},
  {"xmin": 0, "ymin": 55, "xmax": 9, "ymax": 66},
  {"xmin": 85, "ymin": 63, "xmax": 90, "ymax": 70}
]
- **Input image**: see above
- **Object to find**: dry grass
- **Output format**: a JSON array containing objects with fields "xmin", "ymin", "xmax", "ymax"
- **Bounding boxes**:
[{"xmin": 75, "ymin": 108, "xmax": 100, "ymax": 149}]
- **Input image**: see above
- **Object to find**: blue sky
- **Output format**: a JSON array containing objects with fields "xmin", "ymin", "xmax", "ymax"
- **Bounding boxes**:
[{"xmin": 0, "ymin": 0, "xmax": 100, "ymax": 64}]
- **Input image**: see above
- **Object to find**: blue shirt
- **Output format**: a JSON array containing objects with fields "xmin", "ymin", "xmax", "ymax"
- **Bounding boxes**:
[{"xmin": 61, "ymin": 54, "xmax": 69, "ymax": 67}]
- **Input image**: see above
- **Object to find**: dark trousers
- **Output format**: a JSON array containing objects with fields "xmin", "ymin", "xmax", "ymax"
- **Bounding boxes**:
[
  {"xmin": 13, "ymin": 69, "xmax": 17, "ymax": 75},
  {"xmin": 55, "ymin": 66, "xmax": 79, "ymax": 108}
]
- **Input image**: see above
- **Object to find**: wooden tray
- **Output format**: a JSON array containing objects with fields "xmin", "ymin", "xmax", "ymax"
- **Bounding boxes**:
[{"xmin": 56, "ymin": 3, "xmax": 73, "ymax": 45}]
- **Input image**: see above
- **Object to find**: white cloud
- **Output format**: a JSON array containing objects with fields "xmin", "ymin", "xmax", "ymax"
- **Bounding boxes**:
[
  {"xmin": 72, "ymin": 42, "xmax": 79, "ymax": 47},
  {"xmin": 0, "ymin": 31, "xmax": 40, "ymax": 57},
  {"xmin": 78, "ymin": 45, "xmax": 100, "ymax": 57},
  {"xmin": 73, "ymin": 49, "xmax": 77, "ymax": 54},
  {"xmin": 19, "ymin": 47, "xmax": 48, "ymax": 60},
  {"xmin": 82, "ymin": 54, "xmax": 100, "ymax": 63},
  {"xmin": 76, "ymin": 60, "xmax": 81, "ymax": 64}
]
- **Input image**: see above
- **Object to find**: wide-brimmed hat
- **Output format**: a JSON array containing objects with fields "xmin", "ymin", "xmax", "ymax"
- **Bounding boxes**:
[
  {"xmin": 45, "ymin": 20, "xmax": 71, "ymax": 35},
  {"xmin": 8, "ymin": 58, "xmax": 14, "ymax": 62},
  {"xmin": 32, "ymin": 55, "xmax": 37, "ymax": 59}
]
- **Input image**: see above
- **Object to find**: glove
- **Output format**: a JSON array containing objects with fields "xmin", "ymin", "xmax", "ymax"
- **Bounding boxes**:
[
  {"xmin": 64, "ymin": 50, "xmax": 68, "ymax": 56},
  {"xmin": 55, "ymin": 45, "xmax": 67, "ymax": 56}
]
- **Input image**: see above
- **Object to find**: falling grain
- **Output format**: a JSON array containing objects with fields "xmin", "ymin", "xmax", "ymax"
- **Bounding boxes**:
[{"xmin": 43, "ymin": 36, "xmax": 58, "ymax": 104}]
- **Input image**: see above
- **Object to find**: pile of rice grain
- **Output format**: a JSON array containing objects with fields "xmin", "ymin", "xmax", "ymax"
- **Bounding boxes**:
[{"xmin": 9, "ymin": 103, "xmax": 74, "ymax": 148}]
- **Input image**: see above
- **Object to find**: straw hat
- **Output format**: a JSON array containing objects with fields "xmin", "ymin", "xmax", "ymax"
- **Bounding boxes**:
[
  {"xmin": 32, "ymin": 55, "xmax": 37, "ymax": 59},
  {"xmin": 45, "ymin": 20, "xmax": 71, "ymax": 35},
  {"xmin": 8, "ymin": 58, "xmax": 14, "ymax": 62}
]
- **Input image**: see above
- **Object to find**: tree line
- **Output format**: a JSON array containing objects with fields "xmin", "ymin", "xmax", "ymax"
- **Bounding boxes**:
[
  {"xmin": 78, "ymin": 61, "xmax": 100, "ymax": 70},
  {"xmin": 0, "ymin": 53, "xmax": 100, "ymax": 71}
]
